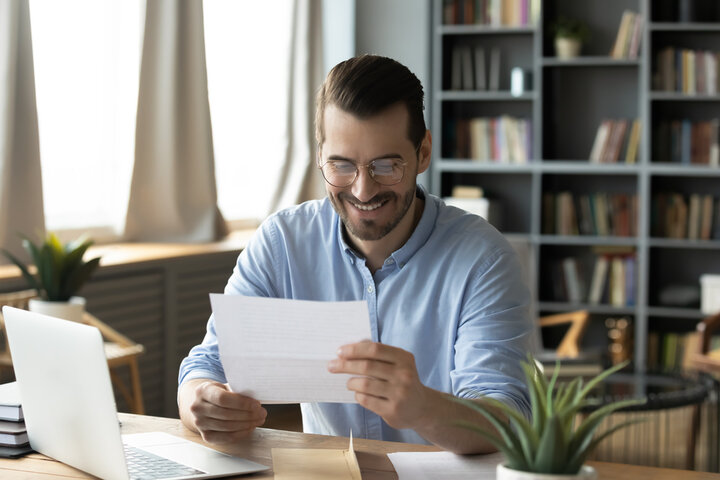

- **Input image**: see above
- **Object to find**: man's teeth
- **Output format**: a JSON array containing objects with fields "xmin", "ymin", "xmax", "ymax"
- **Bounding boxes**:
[{"xmin": 352, "ymin": 201, "xmax": 384, "ymax": 211}]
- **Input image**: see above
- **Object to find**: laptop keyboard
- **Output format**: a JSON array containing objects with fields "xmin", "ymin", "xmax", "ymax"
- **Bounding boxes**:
[{"xmin": 124, "ymin": 444, "xmax": 206, "ymax": 480}]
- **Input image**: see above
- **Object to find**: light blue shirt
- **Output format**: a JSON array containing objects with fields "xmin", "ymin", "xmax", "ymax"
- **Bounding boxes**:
[{"xmin": 179, "ymin": 186, "xmax": 533, "ymax": 444}]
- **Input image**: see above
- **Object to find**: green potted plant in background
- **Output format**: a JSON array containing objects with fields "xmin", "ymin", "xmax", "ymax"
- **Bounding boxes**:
[
  {"xmin": 551, "ymin": 17, "xmax": 590, "ymax": 59},
  {"xmin": 1, "ymin": 233, "xmax": 101, "ymax": 322},
  {"xmin": 456, "ymin": 357, "xmax": 645, "ymax": 480}
]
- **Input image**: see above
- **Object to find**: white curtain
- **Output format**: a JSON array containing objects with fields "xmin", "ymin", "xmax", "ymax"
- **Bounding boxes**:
[
  {"xmin": 0, "ymin": 0, "xmax": 44, "ymax": 264},
  {"xmin": 267, "ymin": 0, "xmax": 326, "ymax": 214},
  {"xmin": 124, "ymin": 0, "xmax": 226, "ymax": 242}
]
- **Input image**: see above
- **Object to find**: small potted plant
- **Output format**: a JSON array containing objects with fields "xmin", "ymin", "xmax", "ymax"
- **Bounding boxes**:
[
  {"xmin": 456, "ymin": 357, "xmax": 645, "ymax": 479},
  {"xmin": 1, "ymin": 233, "xmax": 101, "ymax": 322},
  {"xmin": 551, "ymin": 17, "xmax": 590, "ymax": 59}
]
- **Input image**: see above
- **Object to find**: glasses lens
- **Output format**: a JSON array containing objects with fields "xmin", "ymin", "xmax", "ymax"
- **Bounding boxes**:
[
  {"xmin": 322, "ymin": 160, "xmax": 356, "ymax": 187},
  {"xmin": 370, "ymin": 159, "xmax": 404, "ymax": 185}
]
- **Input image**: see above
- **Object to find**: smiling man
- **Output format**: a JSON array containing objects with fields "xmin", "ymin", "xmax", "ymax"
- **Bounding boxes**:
[{"xmin": 178, "ymin": 55, "xmax": 533, "ymax": 454}]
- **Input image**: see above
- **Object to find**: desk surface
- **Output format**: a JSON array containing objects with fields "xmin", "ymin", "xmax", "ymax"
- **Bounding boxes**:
[{"xmin": 1, "ymin": 413, "xmax": 719, "ymax": 479}]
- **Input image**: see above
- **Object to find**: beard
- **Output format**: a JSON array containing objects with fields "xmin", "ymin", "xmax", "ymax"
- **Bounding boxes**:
[{"xmin": 329, "ymin": 186, "xmax": 416, "ymax": 242}]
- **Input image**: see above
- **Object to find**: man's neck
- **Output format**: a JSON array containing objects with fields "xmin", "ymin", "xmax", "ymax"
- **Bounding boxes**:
[{"xmin": 346, "ymin": 195, "xmax": 425, "ymax": 274}]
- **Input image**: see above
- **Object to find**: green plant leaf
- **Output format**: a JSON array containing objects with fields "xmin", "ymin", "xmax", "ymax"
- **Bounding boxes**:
[
  {"xmin": 61, "ymin": 257, "xmax": 100, "ymax": 300},
  {"xmin": 565, "ymin": 418, "xmax": 647, "ymax": 474},
  {"xmin": 577, "ymin": 360, "xmax": 629, "ymax": 401},
  {"xmin": 454, "ymin": 397, "xmax": 526, "ymax": 465},
  {"xmin": 480, "ymin": 396, "xmax": 539, "ymax": 465},
  {"xmin": 569, "ymin": 397, "xmax": 647, "ymax": 457},
  {"xmin": 532, "ymin": 414, "xmax": 566, "ymax": 473},
  {"xmin": 0, "ymin": 248, "xmax": 40, "ymax": 293},
  {"xmin": 522, "ymin": 361, "xmax": 546, "ymax": 433},
  {"xmin": 453, "ymin": 420, "xmax": 528, "ymax": 470}
]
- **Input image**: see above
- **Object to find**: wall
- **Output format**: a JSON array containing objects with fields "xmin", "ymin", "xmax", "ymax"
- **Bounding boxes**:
[{"xmin": 354, "ymin": 0, "xmax": 433, "ymax": 187}]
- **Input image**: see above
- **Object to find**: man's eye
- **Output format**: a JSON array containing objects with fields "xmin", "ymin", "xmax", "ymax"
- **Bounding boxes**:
[
  {"xmin": 372, "ymin": 160, "xmax": 397, "ymax": 175},
  {"xmin": 330, "ymin": 162, "xmax": 356, "ymax": 174}
]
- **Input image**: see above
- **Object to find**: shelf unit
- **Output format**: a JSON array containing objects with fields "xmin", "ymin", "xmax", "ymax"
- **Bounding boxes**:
[{"xmin": 430, "ymin": 0, "xmax": 720, "ymax": 371}]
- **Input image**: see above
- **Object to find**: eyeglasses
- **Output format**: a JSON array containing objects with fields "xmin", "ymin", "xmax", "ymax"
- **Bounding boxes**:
[{"xmin": 318, "ymin": 158, "xmax": 408, "ymax": 187}]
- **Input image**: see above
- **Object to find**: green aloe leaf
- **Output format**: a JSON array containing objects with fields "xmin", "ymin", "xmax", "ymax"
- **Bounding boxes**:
[
  {"xmin": 532, "ymin": 414, "xmax": 566, "ymax": 473},
  {"xmin": 0, "ymin": 248, "xmax": 40, "ymax": 293},
  {"xmin": 565, "ymin": 418, "xmax": 646, "ymax": 474},
  {"xmin": 454, "ymin": 420, "xmax": 529, "ymax": 470},
  {"xmin": 454, "ymin": 397, "xmax": 526, "ymax": 463},
  {"xmin": 570, "ymin": 397, "xmax": 646, "ymax": 455},
  {"xmin": 577, "ymin": 360, "xmax": 630, "ymax": 402}
]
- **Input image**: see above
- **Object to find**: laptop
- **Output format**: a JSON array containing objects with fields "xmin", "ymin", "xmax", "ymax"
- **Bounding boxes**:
[{"xmin": 2, "ymin": 306, "xmax": 269, "ymax": 480}]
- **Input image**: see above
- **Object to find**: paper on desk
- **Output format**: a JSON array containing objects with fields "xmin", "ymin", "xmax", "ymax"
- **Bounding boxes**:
[
  {"xmin": 387, "ymin": 451, "xmax": 504, "ymax": 479},
  {"xmin": 211, "ymin": 293, "xmax": 372, "ymax": 403},
  {"xmin": 271, "ymin": 432, "xmax": 361, "ymax": 480}
]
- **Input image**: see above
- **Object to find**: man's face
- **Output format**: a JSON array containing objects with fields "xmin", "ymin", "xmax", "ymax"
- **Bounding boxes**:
[{"xmin": 319, "ymin": 103, "xmax": 430, "ymax": 242}]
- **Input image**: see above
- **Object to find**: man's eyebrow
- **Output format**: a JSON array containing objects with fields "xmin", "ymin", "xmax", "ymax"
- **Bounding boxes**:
[{"xmin": 326, "ymin": 153, "xmax": 404, "ymax": 163}]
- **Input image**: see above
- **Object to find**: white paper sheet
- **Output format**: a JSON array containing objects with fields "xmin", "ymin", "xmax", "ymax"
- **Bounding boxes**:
[
  {"xmin": 211, "ymin": 294, "xmax": 372, "ymax": 403},
  {"xmin": 387, "ymin": 451, "xmax": 504, "ymax": 480}
]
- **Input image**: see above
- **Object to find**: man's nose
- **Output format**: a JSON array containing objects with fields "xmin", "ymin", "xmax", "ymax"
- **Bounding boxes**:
[{"xmin": 351, "ymin": 165, "xmax": 379, "ymax": 203}]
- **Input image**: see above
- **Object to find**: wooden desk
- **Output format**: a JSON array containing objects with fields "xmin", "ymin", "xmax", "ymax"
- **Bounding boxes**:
[{"xmin": 1, "ymin": 413, "xmax": 720, "ymax": 479}]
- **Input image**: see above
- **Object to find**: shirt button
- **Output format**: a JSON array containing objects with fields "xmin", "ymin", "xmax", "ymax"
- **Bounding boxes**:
[
  {"xmin": 387, "ymin": 258, "xmax": 395, "ymax": 264},
  {"xmin": 367, "ymin": 285, "xmax": 374, "ymax": 293},
  {"xmin": 399, "ymin": 262, "xmax": 405, "ymax": 268}
]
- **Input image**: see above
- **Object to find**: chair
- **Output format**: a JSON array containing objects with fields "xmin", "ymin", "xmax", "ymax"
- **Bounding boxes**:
[{"xmin": 0, "ymin": 290, "xmax": 146, "ymax": 414}]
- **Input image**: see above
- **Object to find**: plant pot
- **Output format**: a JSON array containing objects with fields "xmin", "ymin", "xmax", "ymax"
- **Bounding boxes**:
[
  {"xmin": 28, "ymin": 296, "xmax": 86, "ymax": 323},
  {"xmin": 555, "ymin": 37, "xmax": 581, "ymax": 59},
  {"xmin": 497, "ymin": 464, "xmax": 597, "ymax": 480}
]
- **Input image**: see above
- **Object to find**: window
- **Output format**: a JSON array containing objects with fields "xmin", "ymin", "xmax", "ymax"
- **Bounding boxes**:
[
  {"xmin": 30, "ymin": 0, "xmax": 298, "ymax": 239},
  {"xmin": 203, "ymin": 0, "xmax": 294, "ymax": 225},
  {"xmin": 29, "ymin": 0, "xmax": 142, "ymax": 240}
]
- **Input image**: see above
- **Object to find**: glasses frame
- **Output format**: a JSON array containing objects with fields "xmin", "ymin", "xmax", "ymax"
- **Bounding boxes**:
[{"xmin": 317, "ymin": 157, "xmax": 409, "ymax": 188}]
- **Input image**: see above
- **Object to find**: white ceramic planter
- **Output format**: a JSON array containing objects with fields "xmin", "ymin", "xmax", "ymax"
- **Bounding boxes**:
[
  {"xmin": 555, "ymin": 37, "xmax": 581, "ymax": 59},
  {"xmin": 28, "ymin": 296, "xmax": 86, "ymax": 323},
  {"xmin": 497, "ymin": 464, "xmax": 597, "ymax": 480}
]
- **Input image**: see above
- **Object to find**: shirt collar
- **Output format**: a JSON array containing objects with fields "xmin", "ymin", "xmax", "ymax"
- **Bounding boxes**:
[{"xmin": 335, "ymin": 185, "xmax": 437, "ymax": 268}]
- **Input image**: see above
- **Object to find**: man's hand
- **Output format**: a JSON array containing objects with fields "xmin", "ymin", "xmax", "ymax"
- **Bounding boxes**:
[
  {"xmin": 327, "ymin": 341, "xmax": 431, "ymax": 430},
  {"xmin": 178, "ymin": 379, "xmax": 267, "ymax": 444}
]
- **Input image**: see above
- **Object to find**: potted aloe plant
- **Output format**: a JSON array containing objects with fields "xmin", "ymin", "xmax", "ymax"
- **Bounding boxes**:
[
  {"xmin": 456, "ymin": 357, "xmax": 645, "ymax": 479},
  {"xmin": 551, "ymin": 17, "xmax": 590, "ymax": 59},
  {"xmin": 1, "ymin": 233, "xmax": 101, "ymax": 322}
]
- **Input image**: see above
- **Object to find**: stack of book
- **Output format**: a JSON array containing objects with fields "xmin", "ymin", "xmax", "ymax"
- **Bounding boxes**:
[
  {"xmin": 0, "ymin": 382, "xmax": 32, "ymax": 458},
  {"xmin": 448, "ymin": 115, "xmax": 532, "ymax": 163},
  {"xmin": 652, "ymin": 193, "xmax": 720, "ymax": 240},
  {"xmin": 655, "ymin": 119, "xmax": 720, "ymax": 166},
  {"xmin": 655, "ymin": 47, "xmax": 720, "ymax": 94},
  {"xmin": 443, "ymin": 0, "xmax": 540, "ymax": 26},
  {"xmin": 589, "ymin": 119, "xmax": 641, "ymax": 164},
  {"xmin": 542, "ymin": 191, "xmax": 638, "ymax": 237},
  {"xmin": 610, "ymin": 10, "xmax": 644, "ymax": 59},
  {"xmin": 550, "ymin": 250, "xmax": 636, "ymax": 308}
]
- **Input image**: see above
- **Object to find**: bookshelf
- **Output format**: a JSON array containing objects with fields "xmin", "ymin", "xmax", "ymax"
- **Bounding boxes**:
[{"xmin": 431, "ymin": 0, "xmax": 720, "ymax": 371}]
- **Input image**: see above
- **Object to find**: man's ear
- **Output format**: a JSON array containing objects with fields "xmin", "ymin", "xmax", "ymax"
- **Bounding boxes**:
[{"xmin": 417, "ymin": 130, "xmax": 432, "ymax": 174}]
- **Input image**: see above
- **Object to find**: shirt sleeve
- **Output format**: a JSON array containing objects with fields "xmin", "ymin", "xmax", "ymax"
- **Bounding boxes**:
[
  {"xmin": 177, "ymin": 219, "xmax": 281, "ymax": 387},
  {"xmin": 450, "ymin": 247, "xmax": 534, "ymax": 419}
]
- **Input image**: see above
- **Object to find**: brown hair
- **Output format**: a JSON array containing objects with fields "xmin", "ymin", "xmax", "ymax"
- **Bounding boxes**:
[{"xmin": 315, "ymin": 54, "xmax": 426, "ymax": 149}]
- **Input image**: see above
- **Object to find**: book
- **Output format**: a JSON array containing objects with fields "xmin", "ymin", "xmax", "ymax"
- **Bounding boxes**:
[
  {"xmin": 461, "ymin": 45, "xmax": 474, "ymax": 90},
  {"xmin": 610, "ymin": 10, "xmax": 635, "ymax": 59},
  {"xmin": 588, "ymin": 256, "xmax": 609, "ymax": 304},
  {"xmin": 700, "ymin": 194, "xmax": 714, "ymax": 240},
  {"xmin": 0, "ymin": 382, "xmax": 23, "ymax": 422},
  {"xmin": 589, "ymin": 120, "xmax": 612, "ymax": 163},
  {"xmin": 451, "ymin": 45, "xmax": 463, "ymax": 90},
  {"xmin": 488, "ymin": 47, "xmax": 500, "ymax": 91},
  {"xmin": 473, "ymin": 46, "xmax": 486, "ymax": 90},
  {"xmin": 687, "ymin": 193, "xmax": 701, "ymax": 240},
  {"xmin": 0, "ymin": 420, "xmax": 28, "ymax": 447},
  {"xmin": 624, "ymin": 119, "xmax": 641, "ymax": 164}
]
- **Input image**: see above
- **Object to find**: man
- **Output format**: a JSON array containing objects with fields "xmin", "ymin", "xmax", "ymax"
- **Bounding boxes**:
[{"xmin": 178, "ymin": 55, "xmax": 533, "ymax": 454}]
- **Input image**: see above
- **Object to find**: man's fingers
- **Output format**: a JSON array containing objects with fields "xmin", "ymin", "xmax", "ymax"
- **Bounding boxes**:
[
  {"xmin": 346, "ymin": 375, "xmax": 389, "ymax": 399},
  {"xmin": 329, "ymin": 358, "xmax": 395, "ymax": 380},
  {"xmin": 336, "ymin": 341, "xmax": 401, "ymax": 362},
  {"xmin": 194, "ymin": 412, "xmax": 266, "ymax": 433},
  {"xmin": 197, "ymin": 382, "xmax": 262, "ymax": 411}
]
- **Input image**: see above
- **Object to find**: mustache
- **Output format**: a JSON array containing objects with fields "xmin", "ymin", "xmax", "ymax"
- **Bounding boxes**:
[{"xmin": 337, "ymin": 192, "xmax": 395, "ymax": 205}]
